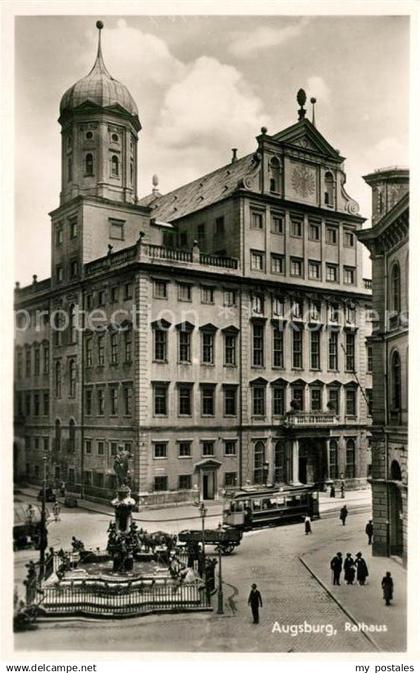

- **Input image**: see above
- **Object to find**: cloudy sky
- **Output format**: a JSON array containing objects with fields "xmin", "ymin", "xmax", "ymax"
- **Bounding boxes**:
[{"xmin": 15, "ymin": 14, "xmax": 409, "ymax": 284}]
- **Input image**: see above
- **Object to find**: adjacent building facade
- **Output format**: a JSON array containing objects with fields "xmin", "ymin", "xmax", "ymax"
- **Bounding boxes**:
[
  {"xmin": 358, "ymin": 167, "xmax": 409, "ymax": 563},
  {"xmin": 14, "ymin": 26, "xmax": 373, "ymax": 505}
]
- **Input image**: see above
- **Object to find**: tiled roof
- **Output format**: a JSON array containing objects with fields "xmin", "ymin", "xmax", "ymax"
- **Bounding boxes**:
[{"xmin": 138, "ymin": 153, "xmax": 257, "ymax": 222}]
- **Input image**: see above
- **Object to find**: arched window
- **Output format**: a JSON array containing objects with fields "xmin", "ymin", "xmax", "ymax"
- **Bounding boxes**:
[
  {"xmin": 391, "ymin": 263, "xmax": 401, "ymax": 313},
  {"xmin": 69, "ymin": 419, "xmax": 76, "ymax": 453},
  {"xmin": 55, "ymin": 361, "xmax": 62, "ymax": 398},
  {"xmin": 390, "ymin": 459, "xmax": 402, "ymax": 481},
  {"xmin": 69, "ymin": 359, "xmax": 76, "ymax": 398},
  {"xmin": 391, "ymin": 350, "xmax": 401, "ymax": 410},
  {"xmin": 329, "ymin": 439, "xmax": 338, "ymax": 479},
  {"xmin": 274, "ymin": 441, "xmax": 286, "ymax": 483},
  {"xmin": 345, "ymin": 439, "xmax": 356, "ymax": 479},
  {"xmin": 111, "ymin": 155, "xmax": 119, "ymax": 177},
  {"xmin": 69, "ymin": 304, "xmax": 77, "ymax": 344},
  {"xmin": 253, "ymin": 441, "xmax": 265, "ymax": 484},
  {"xmin": 269, "ymin": 157, "xmax": 281, "ymax": 193},
  {"xmin": 55, "ymin": 419, "xmax": 61, "ymax": 453},
  {"xmin": 324, "ymin": 172, "xmax": 334, "ymax": 206},
  {"xmin": 85, "ymin": 153, "xmax": 94, "ymax": 176}
]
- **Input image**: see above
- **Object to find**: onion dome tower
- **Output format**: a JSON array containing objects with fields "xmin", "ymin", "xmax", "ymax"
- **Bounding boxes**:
[{"xmin": 58, "ymin": 21, "xmax": 141, "ymax": 205}]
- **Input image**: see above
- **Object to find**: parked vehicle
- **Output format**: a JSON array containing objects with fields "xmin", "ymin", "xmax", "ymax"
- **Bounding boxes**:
[
  {"xmin": 36, "ymin": 487, "xmax": 56, "ymax": 503},
  {"xmin": 13, "ymin": 502, "xmax": 51, "ymax": 550},
  {"xmin": 178, "ymin": 525, "xmax": 242, "ymax": 554}
]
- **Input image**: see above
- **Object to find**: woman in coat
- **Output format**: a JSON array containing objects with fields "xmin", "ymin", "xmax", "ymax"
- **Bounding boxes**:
[
  {"xmin": 382, "ymin": 572, "xmax": 394, "ymax": 606},
  {"xmin": 343, "ymin": 553, "xmax": 355, "ymax": 585},
  {"xmin": 355, "ymin": 552, "xmax": 369, "ymax": 585}
]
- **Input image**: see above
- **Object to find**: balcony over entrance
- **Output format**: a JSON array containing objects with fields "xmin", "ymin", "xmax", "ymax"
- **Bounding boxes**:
[{"xmin": 284, "ymin": 412, "xmax": 338, "ymax": 427}]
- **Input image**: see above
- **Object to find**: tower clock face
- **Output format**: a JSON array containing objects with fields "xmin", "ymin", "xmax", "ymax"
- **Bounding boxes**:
[{"xmin": 291, "ymin": 164, "xmax": 316, "ymax": 199}]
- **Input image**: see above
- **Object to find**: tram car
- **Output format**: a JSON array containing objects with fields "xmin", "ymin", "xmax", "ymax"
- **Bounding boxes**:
[
  {"xmin": 13, "ymin": 502, "xmax": 51, "ymax": 550},
  {"xmin": 222, "ymin": 485, "xmax": 319, "ymax": 530}
]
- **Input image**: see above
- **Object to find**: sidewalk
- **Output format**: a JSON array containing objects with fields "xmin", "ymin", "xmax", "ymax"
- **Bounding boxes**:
[{"xmin": 300, "ymin": 537, "xmax": 406, "ymax": 651}]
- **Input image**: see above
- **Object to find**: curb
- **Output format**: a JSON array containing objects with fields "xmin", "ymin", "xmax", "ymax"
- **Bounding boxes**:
[{"xmin": 299, "ymin": 555, "xmax": 381, "ymax": 652}]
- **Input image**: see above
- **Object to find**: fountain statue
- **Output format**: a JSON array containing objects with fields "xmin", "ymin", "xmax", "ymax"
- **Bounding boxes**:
[{"xmin": 113, "ymin": 444, "xmax": 132, "ymax": 487}]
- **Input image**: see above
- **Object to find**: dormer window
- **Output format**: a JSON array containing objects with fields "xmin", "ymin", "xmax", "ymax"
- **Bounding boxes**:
[
  {"xmin": 324, "ymin": 171, "xmax": 334, "ymax": 206},
  {"xmin": 269, "ymin": 157, "xmax": 281, "ymax": 193},
  {"xmin": 111, "ymin": 155, "xmax": 119, "ymax": 177},
  {"xmin": 85, "ymin": 153, "xmax": 94, "ymax": 176}
]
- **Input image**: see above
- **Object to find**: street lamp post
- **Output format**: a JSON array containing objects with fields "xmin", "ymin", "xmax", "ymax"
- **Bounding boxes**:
[
  {"xmin": 217, "ymin": 543, "xmax": 224, "ymax": 614},
  {"xmin": 38, "ymin": 453, "xmax": 48, "ymax": 580},
  {"xmin": 198, "ymin": 501, "xmax": 207, "ymax": 575}
]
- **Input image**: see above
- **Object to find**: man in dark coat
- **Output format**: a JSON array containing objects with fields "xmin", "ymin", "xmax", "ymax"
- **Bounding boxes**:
[
  {"xmin": 365, "ymin": 520, "xmax": 374, "ymax": 545},
  {"xmin": 248, "ymin": 583, "xmax": 263, "ymax": 624},
  {"xmin": 355, "ymin": 552, "xmax": 369, "ymax": 585},
  {"xmin": 343, "ymin": 553, "xmax": 355, "ymax": 585},
  {"xmin": 330, "ymin": 552, "xmax": 343, "ymax": 585},
  {"xmin": 382, "ymin": 572, "xmax": 393, "ymax": 606},
  {"xmin": 339, "ymin": 505, "xmax": 348, "ymax": 526}
]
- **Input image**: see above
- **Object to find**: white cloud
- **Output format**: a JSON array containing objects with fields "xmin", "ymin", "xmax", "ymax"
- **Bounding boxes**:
[
  {"xmin": 305, "ymin": 76, "xmax": 331, "ymax": 104},
  {"xmin": 228, "ymin": 20, "xmax": 308, "ymax": 58}
]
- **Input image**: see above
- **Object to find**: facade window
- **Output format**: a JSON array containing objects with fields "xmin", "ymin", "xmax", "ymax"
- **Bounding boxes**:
[
  {"xmin": 69, "ymin": 359, "xmax": 76, "ymax": 398},
  {"xmin": 34, "ymin": 347, "xmax": 40, "ymax": 375},
  {"xmin": 273, "ymin": 386, "xmax": 285, "ymax": 416},
  {"xmin": 224, "ymin": 332, "xmax": 237, "ymax": 366},
  {"xmin": 271, "ymin": 254, "xmax": 285, "ymax": 274},
  {"xmin": 97, "ymin": 440, "xmax": 104, "ymax": 456},
  {"xmin": 251, "ymin": 211, "xmax": 264, "ymax": 229},
  {"xmin": 224, "ymin": 472, "xmax": 237, "ymax": 487},
  {"xmin": 272, "ymin": 296, "xmax": 284, "ymax": 317},
  {"xmin": 310, "ymin": 301, "xmax": 321, "ymax": 321},
  {"xmin": 291, "ymin": 299, "xmax": 303, "ymax": 320},
  {"xmin": 310, "ymin": 330, "xmax": 321, "ymax": 369},
  {"xmin": 179, "ymin": 385, "xmax": 192, "ymax": 416},
  {"xmin": 16, "ymin": 350, "xmax": 23, "ymax": 379},
  {"xmin": 252, "ymin": 385, "xmax": 265, "ymax": 416},
  {"xmin": 110, "ymin": 387, "xmax": 118, "ymax": 415},
  {"xmin": 366, "ymin": 388, "xmax": 373, "ymax": 416},
  {"xmin": 153, "ymin": 280, "xmax": 167, "ymax": 299},
  {"xmin": 56, "ymin": 265, "xmax": 64, "ymax": 283},
  {"xmin": 86, "ymin": 294, "xmax": 93, "ymax": 310},
  {"xmin": 291, "ymin": 217, "xmax": 303, "ymax": 237},
  {"xmin": 308, "ymin": 261, "xmax": 321, "ymax": 279},
  {"xmin": 310, "ymin": 387, "xmax": 322, "ymax": 412},
  {"xmin": 345, "ymin": 439, "xmax": 356, "ymax": 478},
  {"xmin": 98, "ymin": 290, "xmax": 106, "ymax": 306},
  {"xmin": 252, "ymin": 294, "xmax": 264, "ymax": 314},
  {"xmin": 154, "ymin": 384, "xmax": 168, "ymax": 416},
  {"xmin": 179, "ymin": 474, "xmax": 192, "ymax": 490},
  {"xmin": 178, "ymin": 283, "xmax": 192, "ymax": 301},
  {"xmin": 67, "ymin": 156, "xmax": 72, "ymax": 182},
  {"xmin": 309, "ymin": 222, "xmax": 320, "ymax": 240},
  {"xmin": 85, "ymin": 153, "xmax": 94, "ymax": 176},
  {"xmin": 154, "ymin": 476, "xmax": 168, "ymax": 492},
  {"xmin": 326, "ymin": 264, "xmax": 338, "ymax": 282},
  {"xmin": 253, "ymin": 441, "xmax": 265, "ymax": 484},
  {"xmin": 110, "ymin": 333, "xmax": 119, "ymax": 365},
  {"xmin": 344, "ymin": 231, "xmax": 354, "ymax": 247},
  {"xmin": 97, "ymin": 335, "xmax": 105, "ymax": 366},
  {"xmin": 346, "ymin": 305, "xmax": 356, "ymax": 324},
  {"xmin": 201, "ymin": 286, "xmax": 214, "ymax": 304},
  {"xmin": 223, "ymin": 289, "xmax": 236, "ymax": 306},
  {"xmin": 154, "ymin": 329, "xmax": 167, "ymax": 362},
  {"xmin": 367, "ymin": 345, "xmax": 373, "ymax": 373},
  {"xmin": 85, "ymin": 388, "xmax": 93, "ymax": 416},
  {"xmin": 251, "ymin": 251, "xmax": 265, "ymax": 271},
  {"xmin": 328, "ymin": 331, "xmax": 338, "ymax": 370},
  {"xmin": 345, "ymin": 387, "xmax": 357, "ymax": 416},
  {"xmin": 329, "ymin": 303, "xmax": 340, "ymax": 323},
  {"xmin": 215, "ymin": 216, "xmax": 225, "ymax": 235},
  {"xmin": 25, "ymin": 348, "xmax": 32, "ymax": 377},
  {"xmin": 345, "ymin": 333, "xmax": 355, "ymax": 371},
  {"xmin": 124, "ymin": 283, "xmax": 133, "ymax": 300},
  {"xmin": 391, "ymin": 350, "xmax": 401, "ymax": 410},
  {"xmin": 344, "ymin": 267, "xmax": 355, "ymax": 285},
  {"xmin": 110, "ymin": 442, "xmax": 118, "ymax": 457},
  {"xmin": 272, "ymin": 214, "xmax": 284, "ymax": 234},
  {"xmin": 25, "ymin": 393, "xmax": 31, "ymax": 417},
  {"xmin": 274, "ymin": 441, "xmax": 286, "ymax": 483},
  {"xmin": 123, "ymin": 386, "xmax": 133, "ymax": 416},
  {"xmin": 111, "ymin": 155, "xmax": 119, "ymax": 177},
  {"xmin": 124, "ymin": 330, "xmax": 132, "ymax": 363},
  {"xmin": 324, "ymin": 172, "xmax": 334, "ymax": 206},
  {"xmin": 224, "ymin": 386, "xmax": 237, "ymax": 416},
  {"xmin": 55, "ymin": 361, "xmax": 62, "ymax": 398},
  {"xmin": 43, "ymin": 344, "xmax": 49, "ymax": 374},
  {"xmin": 69, "ymin": 420, "xmax": 76, "ymax": 453},
  {"xmin": 69, "ymin": 217, "xmax": 78, "ymax": 239},
  {"xmin": 224, "ymin": 440, "xmax": 237, "ymax": 456},
  {"xmin": 86, "ymin": 336, "xmax": 93, "ymax": 366},
  {"xmin": 153, "ymin": 442, "xmax": 167, "ymax": 459},
  {"xmin": 97, "ymin": 388, "xmax": 105, "ymax": 416},
  {"xmin": 179, "ymin": 232, "xmax": 188, "ymax": 247},
  {"xmin": 197, "ymin": 223, "xmax": 205, "ymax": 247},
  {"xmin": 33, "ymin": 392, "xmax": 40, "ymax": 416},
  {"xmin": 179, "ymin": 331, "xmax": 191, "ymax": 363},
  {"xmin": 329, "ymin": 440, "xmax": 338, "ymax": 479},
  {"xmin": 290, "ymin": 258, "xmax": 303, "ymax": 277},
  {"xmin": 269, "ymin": 157, "xmax": 281, "ymax": 192},
  {"xmin": 202, "ymin": 441, "xmax": 214, "ymax": 456},
  {"xmin": 273, "ymin": 327, "xmax": 284, "ymax": 368},
  {"xmin": 109, "ymin": 219, "xmax": 124, "ymax": 240},
  {"xmin": 201, "ymin": 386, "xmax": 215, "ymax": 416},
  {"xmin": 291, "ymin": 385, "xmax": 304, "ymax": 411},
  {"xmin": 292, "ymin": 329, "xmax": 303, "ymax": 369},
  {"xmin": 43, "ymin": 391, "xmax": 49, "ymax": 416},
  {"xmin": 328, "ymin": 387, "xmax": 340, "ymax": 415},
  {"xmin": 252, "ymin": 323, "xmax": 264, "ymax": 367},
  {"xmin": 178, "ymin": 441, "xmax": 192, "ymax": 457},
  {"xmin": 56, "ymin": 226, "xmax": 63, "ymax": 246},
  {"xmin": 326, "ymin": 227, "xmax": 337, "ymax": 245},
  {"xmin": 69, "ymin": 304, "xmax": 77, "ymax": 343},
  {"xmin": 92, "ymin": 472, "xmax": 103, "ymax": 488},
  {"xmin": 391, "ymin": 263, "xmax": 401, "ymax": 313},
  {"xmin": 202, "ymin": 332, "xmax": 215, "ymax": 364}
]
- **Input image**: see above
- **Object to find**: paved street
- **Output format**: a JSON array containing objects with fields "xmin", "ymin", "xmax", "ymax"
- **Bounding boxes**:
[{"xmin": 13, "ymin": 492, "xmax": 406, "ymax": 653}]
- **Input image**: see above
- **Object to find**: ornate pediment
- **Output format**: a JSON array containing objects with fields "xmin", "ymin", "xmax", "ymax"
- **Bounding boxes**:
[{"xmin": 272, "ymin": 119, "xmax": 342, "ymax": 162}]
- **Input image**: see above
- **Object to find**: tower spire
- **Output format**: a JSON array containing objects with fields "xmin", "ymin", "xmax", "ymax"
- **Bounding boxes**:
[
  {"xmin": 310, "ymin": 97, "xmax": 317, "ymax": 126},
  {"xmin": 87, "ymin": 20, "xmax": 111, "ymax": 77}
]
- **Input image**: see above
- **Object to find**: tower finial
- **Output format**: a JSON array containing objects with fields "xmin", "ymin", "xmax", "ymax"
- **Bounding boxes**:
[
  {"xmin": 96, "ymin": 20, "xmax": 104, "ymax": 58},
  {"xmin": 310, "ymin": 97, "xmax": 317, "ymax": 126},
  {"xmin": 297, "ymin": 88, "xmax": 307, "ymax": 120}
]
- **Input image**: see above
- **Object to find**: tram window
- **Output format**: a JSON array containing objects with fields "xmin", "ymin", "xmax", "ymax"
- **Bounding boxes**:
[
  {"xmin": 262, "ymin": 499, "xmax": 271, "ymax": 510},
  {"xmin": 234, "ymin": 502, "xmax": 243, "ymax": 512},
  {"xmin": 286, "ymin": 496, "xmax": 298, "ymax": 506},
  {"xmin": 276, "ymin": 496, "xmax": 285, "ymax": 507},
  {"xmin": 269, "ymin": 498, "xmax": 277, "ymax": 508},
  {"xmin": 253, "ymin": 499, "xmax": 262, "ymax": 511}
]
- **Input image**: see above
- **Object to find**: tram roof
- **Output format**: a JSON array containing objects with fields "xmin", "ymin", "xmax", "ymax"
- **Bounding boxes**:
[{"xmin": 229, "ymin": 484, "xmax": 317, "ymax": 499}]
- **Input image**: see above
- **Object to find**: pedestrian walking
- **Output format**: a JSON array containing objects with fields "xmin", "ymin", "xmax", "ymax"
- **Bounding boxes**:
[
  {"xmin": 339, "ymin": 505, "xmax": 348, "ymax": 526},
  {"xmin": 381, "ymin": 571, "xmax": 393, "ymax": 606},
  {"xmin": 355, "ymin": 552, "xmax": 369, "ymax": 585},
  {"xmin": 304, "ymin": 515, "xmax": 312, "ymax": 535},
  {"xmin": 330, "ymin": 483, "xmax": 336, "ymax": 498},
  {"xmin": 365, "ymin": 520, "xmax": 374, "ymax": 545},
  {"xmin": 248, "ymin": 583, "xmax": 263, "ymax": 624},
  {"xmin": 340, "ymin": 480, "xmax": 345, "ymax": 498},
  {"xmin": 53, "ymin": 500, "xmax": 61, "ymax": 522},
  {"xmin": 25, "ymin": 503, "xmax": 34, "ymax": 524},
  {"xmin": 343, "ymin": 553, "xmax": 356, "ymax": 585},
  {"xmin": 330, "ymin": 552, "xmax": 343, "ymax": 585},
  {"xmin": 60, "ymin": 481, "xmax": 66, "ymax": 498}
]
